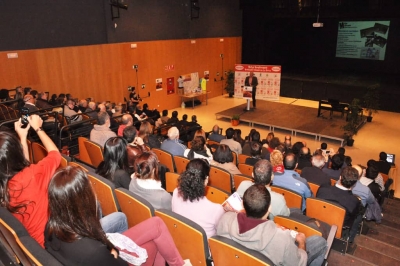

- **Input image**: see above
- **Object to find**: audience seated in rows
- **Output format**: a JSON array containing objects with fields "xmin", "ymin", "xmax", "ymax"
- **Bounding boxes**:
[
  {"xmin": 172, "ymin": 159, "xmax": 224, "ymax": 238},
  {"xmin": 245, "ymin": 142, "xmax": 262, "ymax": 166},
  {"xmin": 272, "ymin": 153, "xmax": 312, "ymax": 211},
  {"xmin": 90, "ymin": 111, "xmax": 117, "ymax": 147},
  {"xmin": 217, "ymin": 185, "xmax": 327, "ymax": 266},
  {"xmin": 167, "ymin": 110, "xmax": 179, "ymax": 124},
  {"xmin": 220, "ymin": 127, "xmax": 242, "ymax": 156},
  {"xmin": 236, "ymin": 160, "xmax": 290, "ymax": 221},
  {"xmin": 301, "ymin": 154, "xmax": 331, "ymax": 187},
  {"xmin": 212, "ymin": 144, "xmax": 241, "ymax": 176},
  {"xmin": 46, "ymin": 166, "xmax": 187, "ymax": 266},
  {"xmin": 64, "ymin": 99, "xmax": 82, "ymax": 123},
  {"xmin": 123, "ymin": 126, "xmax": 149, "ymax": 173},
  {"xmin": 160, "ymin": 127, "xmax": 186, "ymax": 156},
  {"xmin": 35, "ymin": 92, "xmax": 53, "ymax": 109},
  {"xmin": 156, "ymin": 110, "xmax": 170, "ymax": 127},
  {"xmin": 129, "ymin": 152, "xmax": 172, "ymax": 210}
]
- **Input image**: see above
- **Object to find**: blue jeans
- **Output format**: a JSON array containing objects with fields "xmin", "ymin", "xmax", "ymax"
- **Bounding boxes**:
[
  {"xmin": 100, "ymin": 212, "xmax": 128, "ymax": 234},
  {"xmin": 306, "ymin": 235, "xmax": 327, "ymax": 266}
]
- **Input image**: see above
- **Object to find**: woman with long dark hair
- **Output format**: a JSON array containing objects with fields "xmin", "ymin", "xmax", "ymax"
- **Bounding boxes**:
[
  {"xmin": 172, "ymin": 159, "xmax": 224, "ymax": 238},
  {"xmin": 0, "ymin": 115, "xmax": 61, "ymax": 247},
  {"xmin": 46, "ymin": 166, "xmax": 188, "ymax": 266},
  {"xmin": 96, "ymin": 137, "xmax": 131, "ymax": 189}
]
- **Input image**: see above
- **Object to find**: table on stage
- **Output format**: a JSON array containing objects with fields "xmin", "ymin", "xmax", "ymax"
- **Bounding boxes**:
[{"xmin": 179, "ymin": 91, "xmax": 209, "ymax": 109}]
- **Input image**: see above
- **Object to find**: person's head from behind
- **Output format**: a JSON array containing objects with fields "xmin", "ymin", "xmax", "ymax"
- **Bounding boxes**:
[
  {"xmin": 190, "ymin": 136, "xmax": 206, "ymax": 152},
  {"xmin": 167, "ymin": 126, "xmax": 179, "ymax": 140},
  {"xmin": 320, "ymin": 142, "xmax": 327, "ymax": 150},
  {"xmin": 171, "ymin": 111, "xmax": 178, "ymax": 118},
  {"xmin": 0, "ymin": 131, "xmax": 30, "ymax": 207},
  {"xmin": 366, "ymin": 161, "xmax": 379, "ymax": 180},
  {"xmin": 97, "ymin": 111, "xmax": 110, "ymax": 127},
  {"xmin": 225, "ymin": 128, "xmax": 234, "ymax": 139},
  {"xmin": 340, "ymin": 166, "xmax": 358, "ymax": 188},
  {"xmin": 331, "ymin": 154, "xmax": 344, "ymax": 170},
  {"xmin": 121, "ymin": 114, "xmax": 133, "ymax": 126},
  {"xmin": 299, "ymin": 147, "xmax": 310, "ymax": 158},
  {"xmin": 379, "ymin": 152, "xmax": 387, "ymax": 161},
  {"xmin": 269, "ymin": 137, "xmax": 281, "ymax": 150},
  {"xmin": 284, "ymin": 153, "xmax": 297, "ymax": 170},
  {"xmin": 250, "ymin": 141, "xmax": 262, "ymax": 157},
  {"xmin": 270, "ymin": 150, "xmax": 283, "ymax": 167},
  {"xmin": 291, "ymin": 141, "xmax": 304, "ymax": 155},
  {"xmin": 178, "ymin": 159, "xmax": 210, "ymax": 202},
  {"xmin": 162, "ymin": 110, "xmax": 168, "ymax": 117},
  {"xmin": 338, "ymin": 147, "xmax": 345, "ymax": 155},
  {"xmin": 193, "ymin": 129, "xmax": 206, "ymax": 140},
  {"xmin": 253, "ymin": 160, "xmax": 273, "ymax": 186},
  {"xmin": 191, "ymin": 115, "xmax": 197, "ymax": 123},
  {"xmin": 139, "ymin": 121, "xmax": 153, "ymax": 136},
  {"xmin": 311, "ymin": 154, "xmax": 325, "ymax": 169},
  {"xmin": 212, "ymin": 125, "xmax": 220, "ymax": 134},
  {"xmin": 134, "ymin": 152, "xmax": 159, "ymax": 180},
  {"xmin": 123, "ymin": 126, "xmax": 137, "ymax": 143},
  {"xmin": 182, "ymin": 114, "xmax": 188, "ymax": 121},
  {"xmin": 243, "ymin": 185, "xmax": 271, "ymax": 219},
  {"xmin": 102, "ymin": 137, "xmax": 128, "ymax": 174},
  {"xmin": 233, "ymin": 129, "xmax": 242, "ymax": 140},
  {"xmin": 266, "ymin": 132, "xmax": 274, "ymax": 143},
  {"xmin": 213, "ymin": 144, "xmax": 233, "ymax": 164},
  {"xmin": 47, "ymin": 166, "xmax": 110, "ymax": 245},
  {"xmin": 251, "ymin": 131, "xmax": 261, "ymax": 142}
]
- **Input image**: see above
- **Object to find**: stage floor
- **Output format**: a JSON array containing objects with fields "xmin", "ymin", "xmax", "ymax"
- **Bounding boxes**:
[{"xmin": 215, "ymin": 100, "xmax": 359, "ymax": 145}]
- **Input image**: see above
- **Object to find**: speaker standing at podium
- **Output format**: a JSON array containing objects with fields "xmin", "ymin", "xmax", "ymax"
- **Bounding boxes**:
[{"xmin": 245, "ymin": 72, "xmax": 258, "ymax": 108}]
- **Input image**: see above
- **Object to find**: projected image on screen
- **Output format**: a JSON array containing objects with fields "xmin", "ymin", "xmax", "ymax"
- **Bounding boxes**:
[{"xmin": 336, "ymin": 21, "xmax": 390, "ymax": 61}]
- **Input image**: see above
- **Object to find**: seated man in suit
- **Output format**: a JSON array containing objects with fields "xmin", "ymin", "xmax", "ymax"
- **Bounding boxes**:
[
  {"xmin": 301, "ymin": 154, "xmax": 331, "ymax": 187},
  {"xmin": 317, "ymin": 166, "xmax": 361, "ymax": 243},
  {"xmin": 207, "ymin": 124, "xmax": 225, "ymax": 143},
  {"xmin": 217, "ymin": 184, "xmax": 327, "ymax": 266},
  {"xmin": 160, "ymin": 126, "xmax": 187, "ymax": 156}
]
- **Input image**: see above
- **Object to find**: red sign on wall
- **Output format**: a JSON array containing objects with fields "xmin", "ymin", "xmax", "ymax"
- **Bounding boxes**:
[{"xmin": 165, "ymin": 65, "xmax": 175, "ymax": 71}]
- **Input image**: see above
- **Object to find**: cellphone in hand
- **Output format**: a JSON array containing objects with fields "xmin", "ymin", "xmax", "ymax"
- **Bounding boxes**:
[{"xmin": 20, "ymin": 107, "xmax": 30, "ymax": 128}]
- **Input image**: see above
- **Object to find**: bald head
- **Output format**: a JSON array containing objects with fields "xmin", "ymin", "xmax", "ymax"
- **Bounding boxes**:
[
  {"xmin": 168, "ymin": 127, "xmax": 179, "ymax": 140},
  {"xmin": 121, "ymin": 114, "xmax": 133, "ymax": 126}
]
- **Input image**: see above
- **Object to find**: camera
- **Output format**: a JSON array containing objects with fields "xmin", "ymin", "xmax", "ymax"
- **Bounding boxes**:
[{"xmin": 20, "ymin": 107, "xmax": 29, "ymax": 128}]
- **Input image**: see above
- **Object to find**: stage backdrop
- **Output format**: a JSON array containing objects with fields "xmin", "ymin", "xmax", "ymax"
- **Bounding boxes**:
[{"xmin": 234, "ymin": 64, "xmax": 281, "ymax": 101}]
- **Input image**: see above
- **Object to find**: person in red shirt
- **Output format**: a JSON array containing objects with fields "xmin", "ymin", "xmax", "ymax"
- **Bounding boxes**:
[{"xmin": 0, "ymin": 114, "xmax": 61, "ymax": 247}]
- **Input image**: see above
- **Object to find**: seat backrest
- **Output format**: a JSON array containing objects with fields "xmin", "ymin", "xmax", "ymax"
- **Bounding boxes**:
[
  {"xmin": 84, "ymin": 139, "xmax": 104, "ymax": 168},
  {"xmin": 68, "ymin": 161, "xmax": 90, "ymax": 172},
  {"xmin": 114, "ymin": 188, "xmax": 155, "ymax": 228},
  {"xmin": 209, "ymin": 166, "xmax": 233, "ymax": 193},
  {"xmin": 231, "ymin": 151, "xmax": 237, "ymax": 166},
  {"xmin": 270, "ymin": 186, "xmax": 302, "ymax": 209},
  {"xmin": 173, "ymin": 155, "xmax": 190, "ymax": 174},
  {"xmin": 330, "ymin": 179, "xmax": 337, "ymax": 186},
  {"xmin": 78, "ymin": 136, "xmax": 91, "ymax": 165},
  {"xmin": 238, "ymin": 154, "xmax": 250, "ymax": 164},
  {"xmin": 274, "ymin": 216, "xmax": 322, "ymax": 238},
  {"xmin": 306, "ymin": 198, "xmax": 345, "ymax": 238},
  {"xmin": 205, "ymin": 185, "xmax": 230, "ymax": 204},
  {"xmin": 295, "ymin": 169, "xmax": 302, "ymax": 175},
  {"xmin": 58, "ymin": 153, "xmax": 71, "ymax": 170},
  {"xmin": 31, "ymin": 142, "xmax": 48, "ymax": 164},
  {"xmin": 308, "ymin": 182, "xmax": 320, "ymax": 197},
  {"xmin": 87, "ymin": 172, "xmax": 120, "ymax": 215},
  {"xmin": 238, "ymin": 163, "xmax": 253, "ymax": 177},
  {"xmin": 209, "ymin": 235, "xmax": 273, "ymax": 266},
  {"xmin": 155, "ymin": 209, "xmax": 211, "ymax": 266},
  {"xmin": 233, "ymin": 174, "xmax": 253, "ymax": 191},
  {"xmin": 0, "ymin": 208, "xmax": 62, "ymax": 266},
  {"xmin": 207, "ymin": 140, "xmax": 220, "ymax": 147},
  {"xmin": 166, "ymin": 172, "xmax": 180, "ymax": 193},
  {"xmin": 152, "ymin": 148, "xmax": 175, "ymax": 172}
]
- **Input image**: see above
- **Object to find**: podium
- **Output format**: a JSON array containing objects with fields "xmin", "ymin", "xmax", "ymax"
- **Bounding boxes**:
[{"xmin": 243, "ymin": 86, "xmax": 253, "ymax": 111}]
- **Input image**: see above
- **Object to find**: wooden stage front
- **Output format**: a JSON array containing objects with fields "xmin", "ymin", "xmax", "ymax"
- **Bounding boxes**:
[{"xmin": 215, "ymin": 100, "xmax": 364, "ymax": 146}]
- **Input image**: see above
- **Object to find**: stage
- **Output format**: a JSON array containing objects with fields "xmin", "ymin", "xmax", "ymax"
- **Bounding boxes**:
[{"xmin": 215, "ymin": 100, "xmax": 366, "ymax": 146}]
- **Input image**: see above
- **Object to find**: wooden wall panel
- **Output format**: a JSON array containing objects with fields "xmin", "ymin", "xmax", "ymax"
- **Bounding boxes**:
[{"xmin": 0, "ymin": 37, "xmax": 242, "ymax": 110}]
